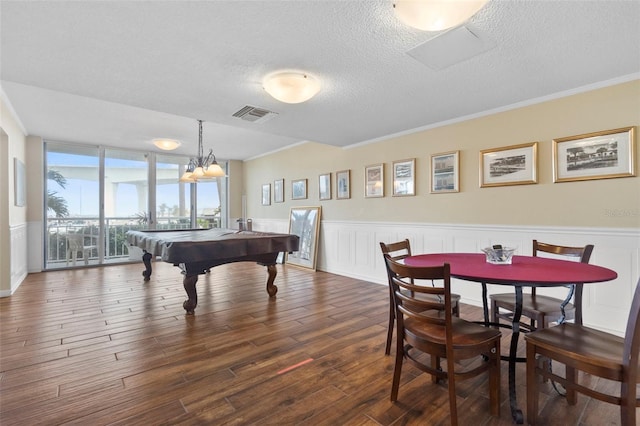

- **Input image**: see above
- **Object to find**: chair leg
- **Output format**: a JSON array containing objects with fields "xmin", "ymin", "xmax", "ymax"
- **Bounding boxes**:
[
  {"xmin": 565, "ymin": 365, "xmax": 577, "ymax": 405},
  {"xmin": 621, "ymin": 380, "xmax": 636, "ymax": 426},
  {"xmin": 385, "ymin": 305, "xmax": 394, "ymax": 355},
  {"xmin": 431, "ymin": 355, "xmax": 440, "ymax": 384},
  {"xmin": 489, "ymin": 344, "xmax": 500, "ymax": 416},
  {"xmin": 491, "ymin": 300, "xmax": 499, "ymax": 328},
  {"xmin": 390, "ymin": 342, "xmax": 404, "ymax": 401},
  {"xmin": 453, "ymin": 302, "xmax": 460, "ymax": 317},
  {"xmin": 526, "ymin": 342, "xmax": 539, "ymax": 425},
  {"xmin": 446, "ymin": 357, "xmax": 458, "ymax": 426}
]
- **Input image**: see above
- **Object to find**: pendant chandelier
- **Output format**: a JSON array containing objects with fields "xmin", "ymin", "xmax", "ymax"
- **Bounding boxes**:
[{"xmin": 179, "ymin": 120, "xmax": 225, "ymax": 183}]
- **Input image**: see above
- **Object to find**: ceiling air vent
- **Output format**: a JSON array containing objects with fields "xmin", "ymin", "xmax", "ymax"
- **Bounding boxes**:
[{"xmin": 232, "ymin": 105, "xmax": 278, "ymax": 123}]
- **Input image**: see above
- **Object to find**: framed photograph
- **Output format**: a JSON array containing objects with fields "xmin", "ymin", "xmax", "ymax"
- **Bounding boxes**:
[
  {"xmin": 291, "ymin": 178, "xmax": 308, "ymax": 200},
  {"xmin": 336, "ymin": 169, "xmax": 351, "ymax": 199},
  {"xmin": 261, "ymin": 183, "xmax": 271, "ymax": 205},
  {"xmin": 365, "ymin": 163, "xmax": 384, "ymax": 198},
  {"xmin": 553, "ymin": 126, "xmax": 635, "ymax": 183},
  {"xmin": 287, "ymin": 206, "xmax": 322, "ymax": 270},
  {"xmin": 274, "ymin": 178, "xmax": 284, "ymax": 203},
  {"xmin": 319, "ymin": 173, "xmax": 331, "ymax": 200},
  {"xmin": 480, "ymin": 142, "xmax": 538, "ymax": 187},
  {"xmin": 431, "ymin": 150, "xmax": 460, "ymax": 193},
  {"xmin": 392, "ymin": 158, "xmax": 415, "ymax": 196}
]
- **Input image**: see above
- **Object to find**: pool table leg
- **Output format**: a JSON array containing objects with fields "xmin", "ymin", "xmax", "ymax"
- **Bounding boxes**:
[
  {"xmin": 182, "ymin": 274, "xmax": 198, "ymax": 315},
  {"xmin": 265, "ymin": 264, "xmax": 278, "ymax": 297},
  {"xmin": 142, "ymin": 250, "xmax": 153, "ymax": 281}
]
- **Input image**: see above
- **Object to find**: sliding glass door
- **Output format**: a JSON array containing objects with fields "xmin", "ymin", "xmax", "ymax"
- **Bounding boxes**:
[
  {"xmin": 45, "ymin": 144, "xmax": 100, "ymax": 268},
  {"xmin": 156, "ymin": 154, "xmax": 192, "ymax": 229},
  {"xmin": 103, "ymin": 148, "xmax": 149, "ymax": 263},
  {"xmin": 44, "ymin": 142, "xmax": 226, "ymax": 270}
]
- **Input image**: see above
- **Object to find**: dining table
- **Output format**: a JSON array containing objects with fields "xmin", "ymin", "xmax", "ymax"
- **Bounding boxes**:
[{"xmin": 403, "ymin": 252, "xmax": 618, "ymax": 424}]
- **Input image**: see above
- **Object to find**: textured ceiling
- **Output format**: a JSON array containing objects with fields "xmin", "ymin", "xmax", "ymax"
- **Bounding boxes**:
[{"xmin": 1, "ymin": 0, "xmax": 639, "ymax": 160}]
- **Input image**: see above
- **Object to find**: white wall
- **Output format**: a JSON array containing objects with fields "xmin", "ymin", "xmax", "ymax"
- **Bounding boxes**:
[{"xmin": 0, "ymin": 91, "xmax": 29, "ymax": 296}]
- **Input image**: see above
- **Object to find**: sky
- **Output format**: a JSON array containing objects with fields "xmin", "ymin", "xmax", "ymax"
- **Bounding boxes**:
[{"xmin": 47, "ymin": 151, "xmax": 220, "ymax": 218}]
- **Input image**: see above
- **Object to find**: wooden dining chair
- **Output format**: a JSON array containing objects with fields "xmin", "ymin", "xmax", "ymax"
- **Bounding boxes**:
[
  {"xmin": 490, "ymin": 240, "xmax": 594, "ymax": 331},
  {"xmin": 380, "ymin": 240, "xmax": 461, "ymax": 355},
  {"xmin": 385, "ymin": 255, "xmax": 501, "ymax": 425},
  {"xmin": 525, "ymin": 278, "xmax": 640, "ymax": 425}
]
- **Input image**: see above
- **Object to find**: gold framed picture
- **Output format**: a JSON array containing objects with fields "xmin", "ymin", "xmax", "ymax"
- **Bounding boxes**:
[
  {"xmin": 287, "ymin": 206, "xmax": 321, "ymax": 270},
  {"xmin": 553, "ymin": 126, "xmax": 635, "ymax": 183},
  {"xmin": 480, "ymin": 142, "xmax": 538, "ymax": 187},
  {"xmin": 365, "ymin": 163, "xmax": 384, "ymax": 197}
]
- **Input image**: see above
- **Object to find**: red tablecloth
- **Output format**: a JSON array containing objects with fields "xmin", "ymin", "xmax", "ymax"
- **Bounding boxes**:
[{"xmin": 404, "ymin": 253, "xmax": 617, "ymax": 286}]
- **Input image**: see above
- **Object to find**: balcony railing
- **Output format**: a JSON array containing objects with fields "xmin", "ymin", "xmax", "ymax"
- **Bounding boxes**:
[{"xmin": 46, "ymin": 215, "xmax": 221, "ymax": 268}]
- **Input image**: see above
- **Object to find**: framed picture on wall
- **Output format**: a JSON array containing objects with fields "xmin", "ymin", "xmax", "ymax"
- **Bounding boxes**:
[
  {"xmin": 480, "ymin": 142, "xmax": 538, "ymax": 187},
  {"xmin": 431, "ymin": 150, "xmax": 459, "ymax": 193},
  {"xmin": 274, "ymin": 178, "xmax": 284, "ymax": 202},
  {"xmin": 261, "ymin": 183, "xmax": 271, "ymax": 205},
  {"xmin": 291, "ymin": 178, "xmax": 308, "ymax": 200},
  {"xmin": 336, "ymin": 169, "xmax": 350, "ymax": 199},
  {"xmin": 365, "ymin": 163, "xmax": 384, "ymax": 198},
  {"xmin": 553, "ymin": 126, "xmax": 635, "ymax": 183},
  {"xmin": 392, "ymin": 158, "xmax": 415, "ymax": 196},
  {"xmin": 319, "ymin": 173, "xmax": 331, "ymax": 200},
  {"xmin": 287, "ymin": 206, "xmax": 322, "ymax": 270}
]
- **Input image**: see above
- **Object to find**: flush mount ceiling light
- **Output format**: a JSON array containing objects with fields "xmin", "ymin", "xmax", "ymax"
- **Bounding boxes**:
[
  {"xmin": 263, "ymin": 72, "xmax": 321, "ymax": 104},
  {"xmin": 393, "ymin": 0, "xmax": 489, "ymax": 32},
  {"xmin": 153, "ymin": 138, "xmax": 181, "ymax": 151},
  {"xmin": 179, "ymin": 120, "xmax": 226, "ymax": 183}
]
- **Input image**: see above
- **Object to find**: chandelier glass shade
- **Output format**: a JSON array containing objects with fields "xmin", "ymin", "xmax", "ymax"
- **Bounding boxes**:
[
  {"xmin": 263, "ymin": 72, "xmax": 321, "ymax": 104},
  {"xmin": 179, "ymin": 120, "xmax": 225, "ymax": 183},
  {"xmin": 393, "ymin": 0, "xmax": 489, "ymax": 32}
]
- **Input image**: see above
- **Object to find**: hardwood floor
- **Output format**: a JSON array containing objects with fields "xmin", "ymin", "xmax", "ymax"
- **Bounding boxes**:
[{"xmin": 0, "ymin": 261, "xmax": 627, "ymax": 425}]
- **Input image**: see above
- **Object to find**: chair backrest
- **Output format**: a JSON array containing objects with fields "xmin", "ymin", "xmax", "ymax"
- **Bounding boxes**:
[
  {"xmin": 384, "ymin": 254, "xmax": 453, "ymax": 338},
  {"xmin": 533, "ymin": 240, "xmax": 594, "ymax": 263},
  {"xmin": 532, "ymin": 240, "xmax": 594, "ymax": 324},
  {"xmin": 66, "ymin": 233, "xmax": 85, "ymax": 251},
  {"xmin": 380, "ymin": 239, "xmax": 412, "ymax": 261},
  {"xmin": 380, "ymin": 239, "xmax": 413, "ymax": 284},
  {"xmin": 622, "ymin": 279, "xmax": 640, "ymax": 396}
]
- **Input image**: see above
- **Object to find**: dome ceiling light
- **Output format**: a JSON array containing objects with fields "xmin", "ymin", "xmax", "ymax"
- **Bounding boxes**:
[
  {"xmin": 263, "ymin": 72, "xmax": 321, "ymax": 104},
  {"xmin": 393, "ymin": 0, "xmax": 489, "ymax": 32},
  {"xmin": 153, "ymin": 138, "xmax": 181, "ymax": 151}
]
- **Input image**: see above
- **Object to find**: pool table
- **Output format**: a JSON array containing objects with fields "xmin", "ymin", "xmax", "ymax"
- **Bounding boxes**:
[{"xmin": 126, "ymin": 228, "xmax": 299, "ymax": 314}]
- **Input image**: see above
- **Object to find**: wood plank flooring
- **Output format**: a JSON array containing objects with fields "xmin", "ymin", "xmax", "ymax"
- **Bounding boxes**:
[{"xmin": 0, "ymin": 261, "xmax": 627, "ymax": 425}]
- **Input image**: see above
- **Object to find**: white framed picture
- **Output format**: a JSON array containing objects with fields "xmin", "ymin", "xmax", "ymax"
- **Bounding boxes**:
[
  {"xmin": 261, "ymin": 183, "xmax": 271, "ymax": 205},
  {"xmin": 319, "ymin": 173, "xmax": 331, "ymax": 200}
]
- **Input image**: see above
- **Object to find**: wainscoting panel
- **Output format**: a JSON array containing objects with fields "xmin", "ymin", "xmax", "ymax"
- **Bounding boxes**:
[
  {"xmin": 7, "ymin": 223, "xmax": 28, "ymax": 297},
  {"xmin": 254, "ymin": 218, "xmax": 638, "ymax": 335}
]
